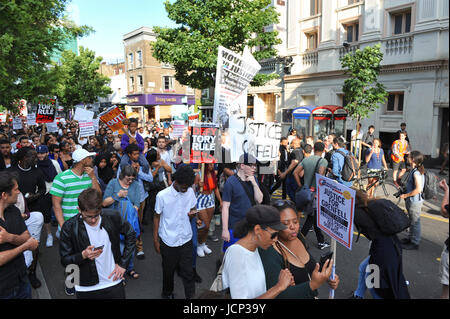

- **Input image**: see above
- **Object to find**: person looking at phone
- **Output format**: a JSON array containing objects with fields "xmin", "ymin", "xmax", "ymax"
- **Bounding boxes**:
[
  {"xmin": 258, "ymin": 200, "xmax": 339, "ymax": 299},
  {"xmin": 59, "ymin": 188, "xmax": 136, "ymax": 299},
  {"xmin": 221, "ymin": 153, "xmax": 264, "ymax": 252}
]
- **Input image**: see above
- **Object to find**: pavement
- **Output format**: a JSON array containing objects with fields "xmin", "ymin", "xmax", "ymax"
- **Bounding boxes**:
[{"xmin": 31, "ymin": 168, "xmax": 449, "ymax": 299}]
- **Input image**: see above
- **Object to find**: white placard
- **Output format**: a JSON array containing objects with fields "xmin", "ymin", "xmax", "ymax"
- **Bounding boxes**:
[
  {"xmin": 27, "ymin": 113, "xmax": 36, "ymax": 126},
  {"xmin": 12, "ymin": 118, "xmax": 23, "ymax": 130},
  {"xmin": 93, "ymin": 118, "xmax": 99, "ymax": 131},
  {"xmin": 78, "ymin": 120, "xmax": 95, "ymax": 138},
  {"xmin": 46, "ymin": 121, "xmax": 58, "ymax": 133},
  {"xmin": 316, "ymin": 174, "xmax": 356, "ymax": 250},
  {"xmin": 172, "ymin": 120, "xmax": 186, "ymax": 138},
  {"xmin": 74, "ymin": 107, "xmax": 94, "ymax": 122},
  {"xmin": 213, "ymin": 46, "xmax": 260, "ymax": 128}
]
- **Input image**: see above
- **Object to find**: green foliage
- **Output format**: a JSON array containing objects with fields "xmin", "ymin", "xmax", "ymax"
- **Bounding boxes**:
[
  {"xmin": 56, "ymin": 46, "xmax": 112, "ymax": 109},
  {"xmin": 151, "ymin": 0, "xmax": 281, "ymax": 89},
  {"xmin": 340, "ymin": 44, "xmax": 388, "ymax": 122},
  {"xmin": 0, "ymin": 0, "xmax": 92, "ymax": 112}
]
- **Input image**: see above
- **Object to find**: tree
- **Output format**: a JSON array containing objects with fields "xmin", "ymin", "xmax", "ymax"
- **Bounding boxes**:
[
  {"xmin": 151, "ymin": 0, "xmax": 281, "ymax": 90},
  {"xmin": 56, "ymin": 46, "xmax": 112, "ymax": 110},
  {"xmin": 340, "ymin": 44, "xmax": 388, "ymax": 167},
  {"xmin": 0, "ymin": 0, "xmax": 91, "ymax": 113}
]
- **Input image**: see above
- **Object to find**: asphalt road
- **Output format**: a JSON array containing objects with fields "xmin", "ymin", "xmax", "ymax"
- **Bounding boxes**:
[{"xmin": 32, "ymin": 169, "xmax": 449, "ymax": 299}]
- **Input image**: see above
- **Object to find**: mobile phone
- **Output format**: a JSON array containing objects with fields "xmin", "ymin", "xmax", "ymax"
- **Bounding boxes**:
[
  {"xmin": 92, "ymin": 245, "xmax": 104, "ymax": 251},
  {"xmin": 319, "ymin": 251, "xmax": 333, "ymax": 272}
]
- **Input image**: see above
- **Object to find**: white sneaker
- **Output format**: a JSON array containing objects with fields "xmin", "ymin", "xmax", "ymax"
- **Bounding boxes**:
[
  {"xmin": 202, "ymin": 244, "xmax": 212, "ymax": 255},
  {"xmin": 46, "ymin": 234, "xmax": 54, "ymax": 247},
  {"xmin": 197, "ymin": 246, "xmax": 205, "ymax": 257}
]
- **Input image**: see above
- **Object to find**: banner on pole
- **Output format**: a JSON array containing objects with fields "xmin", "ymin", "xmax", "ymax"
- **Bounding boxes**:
[
  {"xmin": 190, "ymin": 123, "xmax": 219, "ymax": 163},
  {"xmin": 98, "ymin": 105, "xmax": 126, "ymax": 133},
  {"xmin": 36, "ymin": 104, "xmax": 55, "ymax": 123},
  {"xmin": 213, "ymin": 46, "xmax": 261, "ymax": 128},
  {"xmin": 316, "ymin": 174, "xmax": 356, "ymax": 250}
]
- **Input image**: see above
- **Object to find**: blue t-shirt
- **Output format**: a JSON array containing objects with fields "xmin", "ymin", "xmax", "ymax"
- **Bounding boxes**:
[
  {"xmin": 366, "ymin": 148, "xmax": 384, "ymax": 170},
  {"xmin": 103, "ymin": 178, "xmax": 141, "ymax": 209},
  {"xmin": 222, "ymin": 175, "xmax": 254, "ymax": 230}
]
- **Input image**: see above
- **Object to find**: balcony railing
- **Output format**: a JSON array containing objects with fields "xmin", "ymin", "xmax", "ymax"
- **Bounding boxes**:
[
  {"xmin": 301, "ymin": 50, "xmax": 318, "ymax": 65},
  {"xmin": 385, "ymin": 34, "xmax": 413, "ymax": 56},
  {"xmin": 339, "ymin": 43, "xmax": 360, "ymax": 60},
  {"xmin": 260, "ymin": 59, "xmax": 277, "ymax": 72}
]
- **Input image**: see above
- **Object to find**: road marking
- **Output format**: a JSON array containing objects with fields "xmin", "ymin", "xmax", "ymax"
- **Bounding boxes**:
[{"xmin": 421, "ymin": 213, "xmax": 449, "ymax": 223}]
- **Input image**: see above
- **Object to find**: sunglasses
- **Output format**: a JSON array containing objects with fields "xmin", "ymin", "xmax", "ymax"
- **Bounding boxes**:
[
  {"xmin": 263, "ymin": 228, "xmax": 279, "ymax": 239},
  {"xmin": 273, "ymin": 199, "xmax": 295, "ymax": 208}
]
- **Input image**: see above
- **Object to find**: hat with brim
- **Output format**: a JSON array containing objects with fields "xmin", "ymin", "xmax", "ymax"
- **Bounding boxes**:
[
  {"xmin": 246, "ymin": 205, "xmax": 287, "ymax": 231},
  {"xmin": 72, "ymin": 149, "xmax": 97, "ymax": 163}
]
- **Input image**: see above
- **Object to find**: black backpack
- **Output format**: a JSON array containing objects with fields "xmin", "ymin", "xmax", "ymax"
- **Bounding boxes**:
[
  {"xmin": 422, "ymin": 170, "xmax": 438, "ymax": 200},
  {"xmin": 336, "ymin": 150, "xmax": 359, "ymax": 182},
  {"xmin": 366, "ymin": 199, "xmax": 410, "ymax": 235}
]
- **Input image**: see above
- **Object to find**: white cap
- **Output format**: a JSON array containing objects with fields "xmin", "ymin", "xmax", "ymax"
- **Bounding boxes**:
[{"xmin": 72, "ymin": 149, "xmax": 97, "ymax": 163}]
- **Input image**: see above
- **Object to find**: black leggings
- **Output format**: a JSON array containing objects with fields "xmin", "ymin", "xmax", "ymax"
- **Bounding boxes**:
[{"xmin": 37, "ymin": 193, "xmax": 53, "ymax": 224}]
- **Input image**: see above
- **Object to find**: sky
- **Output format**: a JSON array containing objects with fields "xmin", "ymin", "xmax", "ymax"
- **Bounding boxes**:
[{"xmin": 67, "ymin": 0, "xmax": 178, "ymax": 63}]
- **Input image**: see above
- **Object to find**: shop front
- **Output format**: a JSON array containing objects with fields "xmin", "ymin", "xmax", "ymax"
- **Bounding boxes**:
[{"xmin": 126, "ymin": 93, "xmax": 195, "ymax": 124}]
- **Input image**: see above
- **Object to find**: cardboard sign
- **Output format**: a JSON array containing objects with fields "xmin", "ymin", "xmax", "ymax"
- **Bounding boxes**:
[
  {"xmin": 190, "ymin": 123, "xmax": 219, "ymax": 163},
  {"xmin": 79, "ymin": 120, "xmax": 96, "ymax": 138},
  {"xmin": 36, "ymin": 104, "xmax": 56, "ymax": 123},
  {"xmin": 316, "ymin": 174, "xmax": 356, "ymax": 250},
  {"xmin": 12, "ymin": 117, "xmax": 23, "ymax": 130},
  {"xmin": 74, "ymin": 107, "xmax": 94, "ymax": 122},
  {"xmin": 27, "ymin": 113, "xmax": 36, "ymax": 126},
  {"xmin": 98, "ymin": 105, "xmax": 126, "ymax": 132}
]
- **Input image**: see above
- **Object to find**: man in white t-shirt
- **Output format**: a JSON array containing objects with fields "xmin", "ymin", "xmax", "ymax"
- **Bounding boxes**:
[
  {"xmin": 351, "ymin": 123, "xmax": 363, "ymax": 158},
  {"xmin": 156, "ymin": 135, "xmax": 173, "ymax": 185},
  {"xmin": 153, "ymin": 164, "xmax": 197, "ymax": 299},
  {"xmin": 59, "ymin": 188, "xmax": 136, "ymax": 299}
]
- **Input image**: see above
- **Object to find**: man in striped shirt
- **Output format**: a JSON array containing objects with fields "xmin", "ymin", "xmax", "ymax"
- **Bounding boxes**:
[{"xmin": 50, "ymin": 149, "xmax": 101, "ymax": 228}]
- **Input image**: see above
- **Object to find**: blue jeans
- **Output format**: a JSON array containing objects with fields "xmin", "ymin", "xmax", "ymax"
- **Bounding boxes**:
[
  {"xmin": 354, "ymin": 256, "xmax": 382, "ymax": 299},
  {"xmin": 191, "ymin": 216, "xmax": 198, "ymax": 267},
  {"xmin": 286, "ymin": 175, "xmax": 297, "ymax": 202},
  {"xmin": 120, "ymin": 240, "xmax": 135, "ymax": 272},
  {"xmin": 405, "ymin": 200, "xmax": 422, "ymax": 245},
  {"xmin": 0, "ymin": 277, "xmax": 31, "ymax": 299}
]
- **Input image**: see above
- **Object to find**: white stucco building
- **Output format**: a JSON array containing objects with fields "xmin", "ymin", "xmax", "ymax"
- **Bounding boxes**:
[{"xmin": 253, "ymin": 0, "xmax": 449, "ymax": 158}]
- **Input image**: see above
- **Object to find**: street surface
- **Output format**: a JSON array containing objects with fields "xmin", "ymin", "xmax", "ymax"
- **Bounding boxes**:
[{"xmin": 32, "ymin": 168, "xmax": 448, "ymax": 299}]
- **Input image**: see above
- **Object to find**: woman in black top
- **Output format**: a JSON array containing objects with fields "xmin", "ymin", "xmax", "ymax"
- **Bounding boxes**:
[{"xmin": 259, "ymin": 200, "xmax": 339, "ymax": 298}]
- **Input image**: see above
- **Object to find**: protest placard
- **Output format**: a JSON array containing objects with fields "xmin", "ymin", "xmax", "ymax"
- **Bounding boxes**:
[
  {"xmin": 36, "ymin": 104, "xmax": 55, "ymax": 123},
  {"xmin": 213, "ymin": 46, "xmax": 261, "ymax": 128},
  {"xmin": 247, "ymin": 121, "xmax": 282, "ymax": 162},
  {"xmin": 172, "ymin": 120, "xmax": 186, "ymax": 138},
  {"xmin": 46, "ymin": 121, "xmax": 58, "ymax": 133},
  {"xmin": 79, "ymin": 120, "xmax": 96, "ymax": 138},
  {"xmin": 316, "ymin": 174, "xmax": 356, "ymax": 250},
  {"xmin": 93, "ymin": 118, "xmax": 99, "ymax": 132},
  {"xmin": 98, "ymin": 105, "xmax": 126, "ymax": 132},
  {"xmin": 12, "ymin": 118, "xmax": 23, "ymax": 130},
  {"xmin": 27, "ymin": 113, "xmax": 36, "ymax": 126},
  {"xmin": 74, "ymin": 107, "xmax": 94, "ymax": 122},
  {"xmin": 190, "ymin": 123, "xmax": 219, "ymax": 163}
]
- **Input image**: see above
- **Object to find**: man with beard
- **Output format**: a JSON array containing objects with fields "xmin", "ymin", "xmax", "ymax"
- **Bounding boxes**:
[{"xmin": 7, "ymin": 147, "xmax": 46, "ymax": 288}]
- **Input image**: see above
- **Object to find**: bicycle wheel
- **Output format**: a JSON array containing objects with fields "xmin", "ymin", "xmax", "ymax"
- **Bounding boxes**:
[{"xmin": 373, "ymin": 181, "xmax": 402, "ymax": 206}]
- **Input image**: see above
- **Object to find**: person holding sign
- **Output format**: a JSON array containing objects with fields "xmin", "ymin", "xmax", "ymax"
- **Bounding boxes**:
[
  {"xmin": 120, "ymin": 118, "xmax": 149, "ymax": 174},
  {"xmin": 258, "ymin": 200, "xmax": 339, "ymax": 299}
]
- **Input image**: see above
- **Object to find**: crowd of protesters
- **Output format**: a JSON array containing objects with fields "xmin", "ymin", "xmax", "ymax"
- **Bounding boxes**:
[{"xmin": 0, "ymin": 118, "xmax": 448, "ymax": 300}]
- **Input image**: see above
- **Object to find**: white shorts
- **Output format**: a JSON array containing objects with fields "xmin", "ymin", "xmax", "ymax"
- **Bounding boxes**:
[
  {"xmin": 197, "ymin": 193, "xmax": 215, "ymax": 211},
  {"xmin": 440, "ymin": 245, "xmax": 449, "ymax": 286}
]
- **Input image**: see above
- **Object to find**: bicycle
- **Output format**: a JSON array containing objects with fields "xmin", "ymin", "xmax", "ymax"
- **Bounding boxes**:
[{"xmin": 352, "ymin": 168, "xmax": 401, "ymax": 206}]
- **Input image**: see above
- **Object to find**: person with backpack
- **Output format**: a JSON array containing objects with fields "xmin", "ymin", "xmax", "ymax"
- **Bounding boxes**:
[
  {"xmin": 350, "ymin": 191, "xmax": 411, "ymax": 299},
  {"xmin": 399, "ymin": 150, "xmax": 425, "ymax": 250},
  {"xmin": 331, "ymin": 137, "xmax": 354, "ymax": 187}
]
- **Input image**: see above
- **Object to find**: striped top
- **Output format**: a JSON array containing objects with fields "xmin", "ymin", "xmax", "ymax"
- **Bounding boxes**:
[{"xmin": 49, "ymin": 169, "xmax": 93, "ymax": 220}]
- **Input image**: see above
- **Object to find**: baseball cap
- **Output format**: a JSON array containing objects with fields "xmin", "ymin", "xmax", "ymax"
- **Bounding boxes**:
[
  {"xmin": 246, "ymin": 205, "xmax": 287, "ymax": 231},
  {"xmin": 36, "ymin": 145, "xmax": 49, "ymax": 153},
  {"xmin": 72, "ymin": 149, "xmax": 97, "ymax": 163}
]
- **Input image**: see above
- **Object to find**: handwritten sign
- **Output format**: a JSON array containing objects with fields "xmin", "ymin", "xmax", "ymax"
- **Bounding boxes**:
[
  {"xmin": 190, "ymin": 123, "xmax": 219, "ymax": 163},
  {"xmin": 316, "ymin": 174, "xmax": 356, "ymax": 250}
]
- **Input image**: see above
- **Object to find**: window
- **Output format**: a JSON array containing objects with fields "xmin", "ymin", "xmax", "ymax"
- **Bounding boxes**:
[
  {"xmin": 344, "ymin": 22, "xmax": 359, "ymax": 43},
  {"xmin": 201, "ymin": 89, "xmax": 210, "ymax": 99},
  {"xmin": 163, "ymin": 76, "xmax": 174, "ymax": 91},
  {"xmin": 129, "ymin": 76, "xmax": 134, "ymax": 92},
  {"xmin": 347, "ymin": 0, "xmax": 357, "ymax": 5},
  {"xmin": 305, "ymin": 31, "xmax": 318, "ymax": 51},
  {"xmin": 136, "ymin": 51, "xmax": 142, "ymax": 68},
  {"xmin": 128, "ymin": 53, "xmax": 134, "ymax": 70},
  {"xmin": 386, "ymin": 92, "xmax": 404, "ymax": 113},
  {"xmin": 137, "ymin": 75, "xmax": 143, "ymax": 91},
  {"xmin": 392, "ymin": 11, "xmax": 411, "ymax": 35},
  {"xmin": 310, "ymin": 0, "xmax": 321, "ymax": 16}
]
